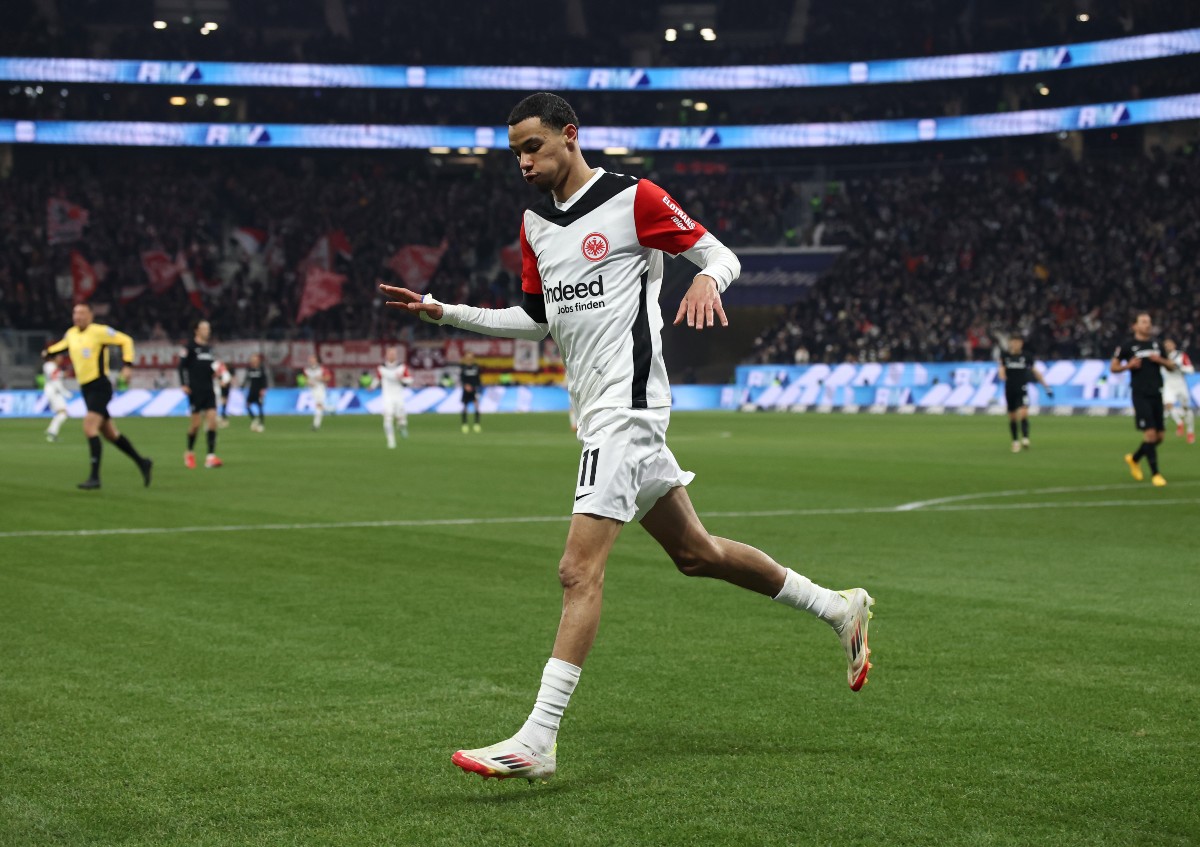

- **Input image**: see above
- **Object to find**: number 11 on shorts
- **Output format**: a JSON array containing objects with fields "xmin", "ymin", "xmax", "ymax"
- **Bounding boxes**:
[{"xmin": 578, "ymin": 448, "xmax": 599, "ymax": 488}]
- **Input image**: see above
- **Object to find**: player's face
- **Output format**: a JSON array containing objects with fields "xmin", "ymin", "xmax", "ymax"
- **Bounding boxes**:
[
  {"xmin": 385, "ymin": 347, "xmax": 398, "ymax": 362},
  {"xmin": 1164, "ymin": 339, "xmax": 1177, "ymax": 354},
  {"xmin": 308, "ymin": 356, "xmax": 317, "ymax": 367},
  {"xmin": 72, "ymin": 304, "xmax": 91, "ymax": 329},
  {"xmin": 508, "ymin": 118, "xmax": 575, "ymax": 195},
  {"xmin": 1009, "ymin": 339, "xmax": 1023, "ymax": 354},
  {"xmin": 196, "ymin": 321, "xmax": 211, "ymax": 343},
  {"xmin": 250, "ymin": 354, "xmax": 260, "ymax": 366},
  {"xmin": 1133, "ymin": 314, "xmax": 1152, "ymax": 336}
]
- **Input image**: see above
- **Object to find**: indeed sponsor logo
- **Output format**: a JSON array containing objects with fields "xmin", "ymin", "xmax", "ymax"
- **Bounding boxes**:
[
  {"xmin": 545, "ymin": 275, "xmax": 605, "ymax": 303},
  {"xmin": 662, "ymin": 196, "xmax": 696, "ymax": 231}
]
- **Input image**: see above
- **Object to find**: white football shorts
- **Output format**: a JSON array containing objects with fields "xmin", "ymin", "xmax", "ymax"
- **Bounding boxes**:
[
  {"xmin": 381, "ymin": 395, "xmax": 407, "ymax": 420},
  {"xmin": 45, "ymin": 392, "xmax": 68, "ymax": 413},
  {"xmin": 311, "ymin": 386, "xmax": 327, "ymax": 407},
  {"xmin": 1162, "ymin": 385, "xmax": 1191, "ymax": 407},
  {"xmin": 571, "ymin": 406, "xmax": 694, "ymax": 523}
]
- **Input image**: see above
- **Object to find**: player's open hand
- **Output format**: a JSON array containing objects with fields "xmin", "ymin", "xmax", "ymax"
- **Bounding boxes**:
[
  {"xmin": 674, "ymin": 274, "xmax": 728, "ymax": 332},
  {"xmin": 379, "ymin": 284, "xmax": 443, "ymax": 321}
]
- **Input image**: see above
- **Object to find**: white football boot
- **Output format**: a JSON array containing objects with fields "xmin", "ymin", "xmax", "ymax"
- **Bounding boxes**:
[{"xmin": 452, "ymin": 739, "xmax": 556, "ymax": 783}]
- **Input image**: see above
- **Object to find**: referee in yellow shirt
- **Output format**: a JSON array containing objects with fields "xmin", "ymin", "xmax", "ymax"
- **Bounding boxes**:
[{"xmin": 43, "ymin": 302, "xmax": 153, "ymax": 490}]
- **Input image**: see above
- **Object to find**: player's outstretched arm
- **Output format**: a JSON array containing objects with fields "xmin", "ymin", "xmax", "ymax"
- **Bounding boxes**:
[
  {"xmin": 380, "ymin": 284, "xmax": 548, "ymax": 341},
  {"xmin": 674, "ymin": 274, "xmax": 728, "ymax": 332}
]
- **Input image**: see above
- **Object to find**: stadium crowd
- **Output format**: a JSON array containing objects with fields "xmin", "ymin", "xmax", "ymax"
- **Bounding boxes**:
[{"xmin": 750, "ymin": 142, "xmax": 1200, "ymax": 363}]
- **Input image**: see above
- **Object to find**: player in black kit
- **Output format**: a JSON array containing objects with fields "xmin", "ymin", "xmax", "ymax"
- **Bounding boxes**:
[
  {"xmin": 1112, "ymin": 312, "xmax": 1175, "ymax": 486},
  {"xmin": 244, "ymin": 352, "xmax": 268, "ymax": 432},
  {"xmin": 998, "ymin": 336, "xmax": 1052, "ymax": 452},
  {"xmin": 460, "ymin": 352, "xmax": 482, "ymax": 433},
  {"xmin": 179, "ymin": 319, "xmax": 223, "ymax": 468}
]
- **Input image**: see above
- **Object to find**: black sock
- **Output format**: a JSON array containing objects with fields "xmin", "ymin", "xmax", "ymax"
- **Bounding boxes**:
[
  {"xmin": 113, "ymin": 434, "xmax": 143, "ymax": 463},
  {"xmin": 187, "ymin": 431, "xmax": 197, "ymax": 451},
  {"xmin": 88, "ymin": 435, "xmax": 102, "ymax": 479},
  {"xmin": 1009, "ymin": 420, "xmax": 1018, "ymax": 440},
  {"xmin": 1020, "ymin": 419, "xmax": 1030, "ymax": 438},
  {"xmin": 1145, "ymin": 443, "xmax": 1159, "ymax": 474},
  {"xmin": 475, "ymin": 410, "xmax": 480, "ymax": 424},
  {"xmin": 206, "ymin": 429, "xmax": 217, "ymax": 454},
  {"xmin": 1132, "ymin": 444, "xmax": 1146, "ymax": 461},
  {"xmin": 461, "ymin": 408, "xmax": 467, "ymax": 424}
]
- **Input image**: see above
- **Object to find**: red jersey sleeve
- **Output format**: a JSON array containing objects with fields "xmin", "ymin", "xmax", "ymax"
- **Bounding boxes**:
[
  {"xmin": 634, "ymin": 179, "xmax": 708, "ymax": 256},
  {"xmin": 519, "ymin": 218, "xmax": 543, "ymax": 295}
]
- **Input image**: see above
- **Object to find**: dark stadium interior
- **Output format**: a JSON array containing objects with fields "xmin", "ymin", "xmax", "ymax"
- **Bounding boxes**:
[{"xmin": 1, "ymin": 0, "xmax": 1198, "ymax": 382}]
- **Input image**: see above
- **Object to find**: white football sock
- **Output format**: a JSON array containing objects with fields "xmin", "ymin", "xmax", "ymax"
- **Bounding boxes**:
[
  {"xmin": 384, "ymin": 415, "xmax": 395, "ymax": 448},
  {"xmin": 773, "ymin": 567, "xmax": 846, "ymax": 624},
  {"xmin": 1187, "ymin": 409, "xmax": 1195, "ymax": 434},
  {"xmin": 513, "ymin": 657, "xmax": 581, "ymax": 754},
  {"xmin": 313, "ymin": 408, "xmax": 323, "ymax": 429},
  {"xmin": 1170, "ymin": 406, "xmax": 1184, "ymax": 425}
]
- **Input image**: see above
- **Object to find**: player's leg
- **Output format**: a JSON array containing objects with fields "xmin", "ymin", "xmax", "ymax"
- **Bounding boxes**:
[
  {"xmin": 640, "ymin": 485, "xmax": 874, "ymax": 690},
  {"xmin": 1019, "ymin": 406, "xmax": 1031, "ymax": 448},
  {"xmin": 460, "ymin": 395, "xmax": 469, "ymax": 433},
  {"xmin": 185, "ymin": 409, "xmax": 201, "ymax": 467},
  {"xmin": 312, "ymin": 390, "xmax": 324, "ymax": 430},
  {"xmin": 383, "ymin": 410, "xmax": 395, "ymax": 448},
  {"xmin": 204, "ymin": 407, "xmax": 222, "ymax": 467},
  {"xmin": 46, "ymin": 399, "xmax": 68, "ymax": 440},
  {"xmin": 100, "ymin": 417, "xmax": 153, "ymax": 486},
  {"xmin": 79, "ymin": 410, "xmax": 104, "ymax": 488},
  {"xmin": 396, "ymin": 402, "xmax": 408, "ymax": 439},
  {"xmin": 473, "ymin": 399, "xmax": 481, "ymax": 432},
  {"xmin": 1185, "ymin": 395, "xmax": 1196, "ymax": 442},
  {"xmin": 1007, "ymin": 411, "xmax": 1019, "ymax": 451},
  {"xmin": 1167, "ymin": 398, "xmax": 1183, "ymax": 435},
  {"xmin": 452, "ymin": 513, "xmax": 623, "ymax": 782}
]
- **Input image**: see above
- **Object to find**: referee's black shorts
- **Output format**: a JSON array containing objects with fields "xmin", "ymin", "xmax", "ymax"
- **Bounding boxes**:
[
  {"xmin": 189, "ymin": 388, "xmax": 217, "ymax": 414},
  {"xmin": 1005, "ymin": 386, "xmax": 1028, "ymax": 413},
  {"xmin": 1132, "ymin": 391, "xmax": 1165, "ymax": 432},
  {"xmin": 81, "ymin": 378, "xmax": 113, "ymax": 418}
]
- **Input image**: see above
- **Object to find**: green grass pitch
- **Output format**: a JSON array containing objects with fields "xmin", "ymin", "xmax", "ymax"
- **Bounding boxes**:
[{"xmin": 1, "ymin": 411, "xmax": 1197, "ymax": 846}]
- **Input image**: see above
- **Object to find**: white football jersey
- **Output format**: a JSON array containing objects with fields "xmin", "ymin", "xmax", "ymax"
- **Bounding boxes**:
[
  {"xmin": 305, "ymin": 365, "xmax": 329, "ymax": 388},
  {"xmin": 43, "ymin": 361, "xmax": 68, "ymax": 399},
  {"xmin": 375, "ymin": 361, "xmax": 413, "ymax": 398},
  {"xmin": 1163, "ymin": 349, "xmax": 1194, "ymax": 392},
  {"xmin": 520, "ymin": 169, "xmax": 717, "ymax": 419}
]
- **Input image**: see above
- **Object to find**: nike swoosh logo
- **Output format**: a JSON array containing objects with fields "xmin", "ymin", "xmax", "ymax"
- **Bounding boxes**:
[{"xmin": 574, "ymin": 493, "xmax": 591, "ymax": 501}]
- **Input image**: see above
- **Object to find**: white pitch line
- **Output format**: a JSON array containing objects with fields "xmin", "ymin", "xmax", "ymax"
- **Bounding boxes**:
[
  {"xmin": 1, "ymin": 496, "xmax": 1197, "ymax": 540},
  {"xmin": 893, "ymin": 480, "xmax": 1200, "ymax": 511}
]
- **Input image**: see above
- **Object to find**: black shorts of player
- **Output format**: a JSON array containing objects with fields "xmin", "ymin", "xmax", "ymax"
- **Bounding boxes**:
[
  {"xmin": 1132, "ymin": 392, "xmax": 1165, "ymax": 432},
  {"xmin": 81, "ymin": 378, "xmax": 113, "ymax": 418},
  {"xmin": 189, "ymin": 388, "xmax": 217, "ymax": 414},
  {"xmin": 461, "ymin": 387, "xmax": 477, "ymax": 405},
  {"xmin": 1005, "ymin": 387, "xmax": 1028, "ymax": 413}
]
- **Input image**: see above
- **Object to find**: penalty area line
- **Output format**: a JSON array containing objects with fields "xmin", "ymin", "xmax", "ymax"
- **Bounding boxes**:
[{"xmin": 1, "ymin": 497, "xmax": 1198, "ymax": 539}]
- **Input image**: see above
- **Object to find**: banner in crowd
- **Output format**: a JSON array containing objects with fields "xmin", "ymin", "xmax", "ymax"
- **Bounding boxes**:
[
  {"xmin": 732, "ymin": 360, "xmax": 1200, "ymax": 411},
  {"xmin": 2, "ymin": 29, "xmax": 1198, "ymax": 90},
  {"xmin": 4, "ymin": 93, "xmax": 1200, "ymax": 151},
  {"xmin": 383, "ymin": 241, "xmax": 448, "ymax": 293},
  {"xmin": 46, "ymin": 196, "xmax": 89, "ymax": 245},
  {"xmin": 296, "ymin": 267, "xmax": 347, "ymax": 322},
  {"xmin": 0, "ymin": 385, "xmax": 727, "ymax": 418},
  {"xmin": 721, "ymin": 248, "xmax": 843, "ymax": 306}
]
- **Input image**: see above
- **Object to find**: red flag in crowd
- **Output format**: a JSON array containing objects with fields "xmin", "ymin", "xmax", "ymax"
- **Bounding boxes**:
[
  {"xmin": 499, "ymin": 240, "xmax": 522, "ymax": 277},
  {"xmin": 47, "ymin": 197, "xmax": 90, "ymax": 246},
  {"xmin": 118, "ymin": 284, "xmax": 147, "ymax": 304},
  {"xmin": 383, "ymin": 240, "xmax": 448, "ymax": 293},
  {"xmin": 140, "ymin": 250, "xmax": 183, "ymax": 294},
  {"xmin": 177, "ymin": 252, "xmax": 207, "ymax": 312},
  {"xmin": 296, "ymin": 266, "xmax": 347, "ymax": 323},
  {"xmin": 69, "ymin": 250, "xmax": 97, "ymax": 302},
  {"xmin": 231, "ymin": 226, "xmax": 268, "ymax": 255},
  {"xmin": 299, "ymin": 229, "xmax": 353, "ymax": 273}
]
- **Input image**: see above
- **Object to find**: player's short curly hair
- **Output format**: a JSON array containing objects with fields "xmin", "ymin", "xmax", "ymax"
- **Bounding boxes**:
[{"xmin": 507, "ymin": 93, "xmax": 579, "ymax": 130}]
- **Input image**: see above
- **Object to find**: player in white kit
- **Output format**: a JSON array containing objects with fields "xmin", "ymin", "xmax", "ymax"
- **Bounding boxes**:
[
  {"xmin": 42, "ymin": 354, "xmax": 71, "ymax": 441},
  {"xmin": 381, "ymin": 93, "xmax": 874, "ymax": 783},
  {"xmin": 1162, "ymin": 338, "xmax": 1195, "ymax": 443},
  {"xmin": 371, "ymin": 346, "xmax": 413, "ymax": 448},
  {"xmin": 305, "ymin": 355, "xmax": 331, "ymax": 430}
]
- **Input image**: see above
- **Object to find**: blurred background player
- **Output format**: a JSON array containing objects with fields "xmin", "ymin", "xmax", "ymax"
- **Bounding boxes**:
[
  {"xmin": 244, "ymin": 352, "xmax": 268, "ymax": 432},
  {"xmin": 42, "ymin": 303, "xmax": 152, "ymax": 490},
  {"xmin": 460, "ymin": 351, "xmax": 482, "ymax": 433},
  {"xmin": 305, "ymin": 354, "xmax": 332, "ymax": 430},
  {"xmin": 215, "ymin": 361, "xmax": 233, "ymax": 428},
  {"xmin": 1112, "ymin": 312, "xmax": 1173, "ymax": 486},
  {"xmin": 371, "ymin": 346, "xmax": 413, "ymax": 448},
  {"xmin": 42, "ymin": 353, "xmax": 70, "ymax": 442},
  {"xmin": 1161, "ymin": 338, "xmax": 1195, "ymax": 444},
  {"xmin": 179, "ymin": 319, "xmax": 224, "ymax": 469},
  {"xmin": 998, "ymin": 336, "xmax": 1052, "ymax": 452}
]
